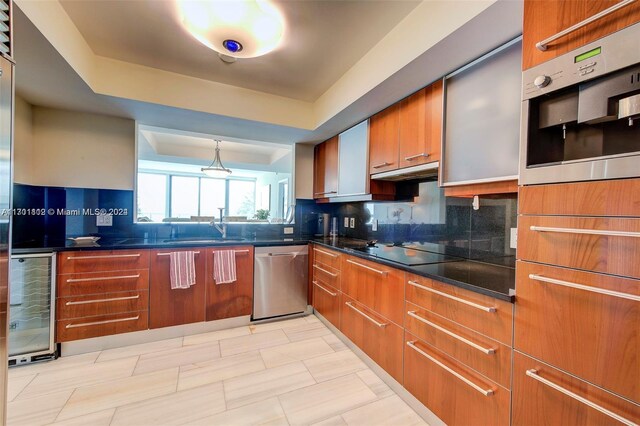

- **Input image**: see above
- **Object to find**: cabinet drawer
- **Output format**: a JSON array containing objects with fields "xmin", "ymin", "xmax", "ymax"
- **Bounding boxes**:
[
  {"xmin": 58, "ymin": 250, "xmax": 150, "ymax": 274},
  {"xmin": 312, "ymin": 246, "xmax": 342, "ymax": 270},
  {"xmin": 312, "ymin": 263, "xmax": 340, "ymax": 291},
  {"xmin": 340, "ymin": 295, "xmax": 403, "ymax": 383},
  {"xmin": 57, "ymin": 290, "xmax": 149, "ymax": 320},
  {"xmin": 405, "ymin": 274, "xmax": 513, "ymax": 346},
  {"xmin": 57, "ymin": 270, "xmax": 149, "ymax": 297},
  {"xmin": 515, "ymin": 261, "xmax": 639, "ymax": 402},
  {"xmin": 312, "ymin": 281, "xmax": 340, "ymax": 329},
  {"xmin": 405, "ymin": 302, "xmax": 511, "ymax": 389},
  {"xmin": 518, "ymin": 216, "xmax": 640, "ymax": 279},
  {"xmin": 513, "ymin": 351, "xmax": 640, "ymax": 426},
  {"xmin": 57, "ymin": 311, "xmax": 148, "ymax": 342},
  {"xmin": 341, "ymin": 255, "xmax": 404, "ymax": 325},
  {"xmin": 404, "ymin": 333, "xmax": 509, "ymax": 426}
]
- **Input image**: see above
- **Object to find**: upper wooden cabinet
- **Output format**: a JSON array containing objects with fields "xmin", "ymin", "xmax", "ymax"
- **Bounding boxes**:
[
  {"xmin": 523, "ymin": 0, "xmax": 640, "ymax": 70},
  {"xmin": 313, "ymin": 136, "xmax": 338, "ymax": 200},
  {"xmin": 369, "ymin": 103, "xmax": 400, "ymax": 174}
]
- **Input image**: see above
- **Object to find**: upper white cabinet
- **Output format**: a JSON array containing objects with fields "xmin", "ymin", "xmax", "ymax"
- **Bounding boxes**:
[{"xmin": 337, "ymin": 120, "xmax": 369, "ymax": 197}]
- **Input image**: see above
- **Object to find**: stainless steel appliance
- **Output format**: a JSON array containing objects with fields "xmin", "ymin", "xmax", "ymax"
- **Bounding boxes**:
[
  {"xmin": 520, "ymin": 22, "xmax": 640, "ymax": 185},
  {"xmin": 8, "ymin": 253, "xmax": 56, "ymax": 365},
  {"xmin": 253, "ymin": 245, "xmax": 308, "ymax": 320}
]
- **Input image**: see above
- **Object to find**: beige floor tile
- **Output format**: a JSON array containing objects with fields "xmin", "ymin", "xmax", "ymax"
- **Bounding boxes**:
[
  {"xmin": 260, "ymin": 337, "xmax": 334, "ymax": 368},
  {"xmin": 322, "ymin": 334, "xmax": 348, "ymax": 352},
  {"xmin": 18, "ymin": 356, "xmax": 138, "ymax": 399},
  {"xmin": 46, "ymin": 409, "xmax": 115, "ymax": 426},
  {"xmin": 183, "ymin": 397, "xmax": 289, "ymax": 426},
  {"xmin": 8, "ymin": 352, "xmax": 100, "ymax": 379},
  {"xmin": 305, "ymin": 315, "xmax": 322, "ymax": 324},
  {"xmin": 56, "ymin": 367, "xmax": 179, "ymax": 420},
  {"xmin": 311, "ymin": 416, "xmax": 348, "ymax": 426},
  {"xmin": 96, "ymin": 338, "xmax": 183, "ymax": 362},
  {"xmin": 178, "ymin": 351, "xmax": 265, "ymax": 391},
  {"xmin": 355, "ymin": 370, "xmax": 393, "ymax": 399},
  {"xmin": 278, "ymin": 374, "xmax": 377, "ymax": 425},
  {"xmin": 341, "ymin": 395, "xmax": 427, "ymax": 426},
  {"xmin": 7, "ymin": 373, "xmax": 36, "ymax": 402},
  {"xmin": 220, "ymin": 329, "xmax": 290, "ymax": 357},
  {"xmin": 224, "ymin": 361, "xmax": 315, "ymax": 409},
  {"xmin": 249, "ymin": 317, "xmax": 310, "ymax": 334},
  {"xmin": 7, "ymin": 389, "xmax": 73, "ymax": 426},
  {"xmin": 111, "ymin": 382, "xmax": 226, "ymax": 425},
  {"xmin": 283, "ymin": 322, "xmax": 332, "ymax": 342},
  {"xmin": 304, "ymin": 350, "xmax": 367, "ymax": 382},
  {"xmin": 133, "ymin": 342, "xmax": 220, "ymax": 375},
  {"xmin": 183, "ymin": 326, "xmax": 251, "ymax": 346}
]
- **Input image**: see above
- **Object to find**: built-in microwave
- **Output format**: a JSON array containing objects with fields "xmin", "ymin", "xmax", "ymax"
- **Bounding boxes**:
[{"xmin": 519, "ymin": 22, "xmax": 640, "ymax": 185}]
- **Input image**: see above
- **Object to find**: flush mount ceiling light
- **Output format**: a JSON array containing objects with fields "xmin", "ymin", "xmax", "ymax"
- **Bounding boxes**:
[
  {"xmin": 176, "ymin": 0, "xmax": 285, "ymax": 59},
  {"xmin": 202, "ymin": 140, "xmax": 232, "ymax": 178}
]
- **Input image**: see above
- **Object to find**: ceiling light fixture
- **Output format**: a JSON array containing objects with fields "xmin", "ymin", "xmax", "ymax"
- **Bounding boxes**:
[
  {"xmin": 176, "ymin": 0, "xmax": 285, "ymax": 59},
  {"xmin": 202, "ymin": 140, "xmax": 232, "ymax": 178}
]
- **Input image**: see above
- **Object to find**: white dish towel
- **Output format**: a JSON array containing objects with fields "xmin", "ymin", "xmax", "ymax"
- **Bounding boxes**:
[
  {"xmin": 214, "ymin": 250, "xmax": 237, "ymax": 284},
  {"xmin": 169, "ymin": 251, "xmax": 196, "ymax": 289}
]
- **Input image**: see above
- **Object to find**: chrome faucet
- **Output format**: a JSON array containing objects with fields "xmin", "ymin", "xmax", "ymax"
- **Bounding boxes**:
[{"xmin": 210, "ymin": 207, "xmax": 227, "ymax": 238}]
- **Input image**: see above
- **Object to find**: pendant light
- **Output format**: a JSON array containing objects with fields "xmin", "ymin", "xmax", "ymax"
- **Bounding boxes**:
[{"xmin": 202, "ymin": 140, "xmax": 232, "ymax": 178}]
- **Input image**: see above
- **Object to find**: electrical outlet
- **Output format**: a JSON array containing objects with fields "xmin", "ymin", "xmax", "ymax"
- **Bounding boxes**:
[
  {"xmin": 372, "ymin": 219, "xmax": 378, "ymax": 231},
  {"xmin": 510, "ymin": 228, "xmax": 517, "ymax": 249},
  {"xmin": 283, "ymin": 227, "xmax": 294, "ymax": 235},
  {"xmin": 349, "ymin": 218, "xmax": 355, "ymax": 228},
  {"xmin": 344, "ymin": 217, "xmax": 349, "ymax": 228},
  {"xmin": 96, "ymin": 214, "xmax": 113, "ymax": 227}
]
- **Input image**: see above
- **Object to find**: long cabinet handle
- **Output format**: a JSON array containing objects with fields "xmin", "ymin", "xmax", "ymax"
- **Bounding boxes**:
[
  {"xmin": 407, "ymin": 311, "xmax": 495, "ymax": 355},
  {"xmin": 67, "ymin": 254, "xmax": 141, "ymax": 260},
  {"xmin": 525, "ymin": 369, "xmax": 636, "ymax": 426},
  {"xmin": 404, "ymin": 153, "xmax": 429, "ymax": 161},
  {"xmin": 313, "ymin": 248, "xmax": 339, "ymax": 258},
  {"xmin": 407, "ymin": 280, "xmax": 496, "ymax": 313},
  {"xmin": 345, "ymin": 302, "xmax": 388, "ymax": 328},
  {"xmin": 372, "ymin": 162, "xmax": 393, "ymax": 169},
  {"xmin": 529, "ymin": 274, "xmax": 640, "ymax": 302},
  {"xmin": 66, "ymin": 295, "xmax": 140, "ymax": 306},
  {"xmin": 407, "ymin": 341, "xmax": 494, "ymax": 396},
  {"xmin": 314, "ymin": 191, "xmax": 337, "ymax": 196},
  {"xmin": 536, "ymin": 0, "xmax": 637, "ymax": 51},
  {"xmin": 66, "ymin": 274, "xmax": 140, "ymax": 283},
  {"xmin": 313, "ymin": 264, "xmax": 338, "ymax": 277},
  {"xmin": 530, "ymin": 225, "xmax": 640, "ymax": 238},
  {"xmin": 157, "ymin": 251, "xmax": 201, "ymax": 256},
  {"xmin": 65, "ymin": 315, "xmax": 140, "ymax": 329},
  {"xmin": 346, "ymin": 259, "xmax": 388, "ymax": 275},
  {"xmin": 313, "ymin": 281, "xmax": 337, "ymax": 297}
]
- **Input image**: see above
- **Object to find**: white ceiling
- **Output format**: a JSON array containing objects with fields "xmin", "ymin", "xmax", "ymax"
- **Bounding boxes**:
[{"xmin": 58, "ymin": 0, "xmax": 420, "ymax": 102}]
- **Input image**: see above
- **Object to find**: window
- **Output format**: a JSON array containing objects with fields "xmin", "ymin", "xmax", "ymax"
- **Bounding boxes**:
[
  {"xmin": 200, "ymin": 178, "xmax": 226, "ymax": 217},
  {"xmin": 228, "ymin": 179, "xmax": 256, "ymax": 216},
  {"xmin": 170, "ymin": 176, "xmax": 199, "ymax": 218},
  {"xmin": 137, "ymin": 173, "xmax": 167, "ymax": 222}
]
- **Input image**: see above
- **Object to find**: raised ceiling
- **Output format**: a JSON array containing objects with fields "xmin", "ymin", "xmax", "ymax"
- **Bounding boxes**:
[{"xmin": 58, "ymin": 0, "xmax": 420, "ymax": 102}]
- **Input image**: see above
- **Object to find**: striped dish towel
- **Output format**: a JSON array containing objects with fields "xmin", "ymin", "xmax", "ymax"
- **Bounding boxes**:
[
  {"xmin": 214, "ymin": 250, "xmax": 237, "ymax": 284},
  {"xmin": 169, "ymin": 251, "xmax": 196, "ymax": 289}
]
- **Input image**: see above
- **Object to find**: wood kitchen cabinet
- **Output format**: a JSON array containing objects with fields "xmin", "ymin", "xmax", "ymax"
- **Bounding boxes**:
[
  {"xmin": 149, "ymin": 248, "xmax": 206, "ymax": 329},
  {"xmin": 313, "ymin": 136, "xmax": 338, "ymax": 200},
  {"xmin": 205, "ymin": 246, "xmax": 254, "ymax": 321},
  {"xmin": 369, "ymin": 103, "xmax": 400, "ymax": 174},
  {"xmin": 311, "ymin": 245, "xmax": 342, "ymax": 329},
  {"xmin": 523, "ymin": 0, "xmax": 640, "ymax": 70}
]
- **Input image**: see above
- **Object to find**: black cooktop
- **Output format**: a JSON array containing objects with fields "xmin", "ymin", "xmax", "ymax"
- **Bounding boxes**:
[{"xmin": 350, "ymin": 244, "xmax": 462, "ymax": 266}]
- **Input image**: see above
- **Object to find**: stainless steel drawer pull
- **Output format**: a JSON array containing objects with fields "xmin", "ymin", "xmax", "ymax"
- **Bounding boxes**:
[
  {"xmin": 313, "ymin": 264, "xmax": 338, "ymax": 277},
  {"xmin": 233, "ymin": 250, "xmax": 250, "ymax": 254},
  {"xmin": 157, "ymin": 251, "xmax": 201, "ymax": 256},
  {"xmin": 313, "ymin": 248, "xmax": 339, "ymax": 258},
  {"xmin": 536, "ymin": 0, "xmax": 637, "ymax": 51},
  {"xmin": 404, "ymin": 153, "xmax": 429, "ymax": 161},
  {"xmin": 526, "ymin": 369, "xmax": 636, "ymax": 426},
  {"xmin": 65, "ymin": 315, "xmax": 140, "ymax": 329},
  {"xmin": 313, "ymin": 281, "xmax": 337, "ymax": 297},
  {"xmin": 407, "ymin": 280, "xmax": 497, "ymax": 313},
  {"xmin": 67, "ymin": 254, "xmax": 141, "ymax": 260},
  {"xmin": 345, "ymin": 302, "xmax": 388, "ymax": 328},
  {"xmin": 314, "ymin": 191, "xmax": 337, "ymax": 196},
  {"xmin": 66, "ymin": 274, "xmax": 140, "ymax": 283},
  {"xmin": 530, "ymin": 225, "xmax": 640, "ymax": 238},
  {"xmin": 407, "ymin": 311, "xmax": 496, "ymax": 355},
  {"xmin": 372, "ymin": 162, "xmax": 392, "ymax": 169},
  {"xmin": 346, "ymin": 259, "xmax": 388, "ymax": 275},
  {"xmin": 66, "ymin": 295, "xmax": 140, "ymax": 306},
  {"xmin": 407, "ymin": 341, "xmax": 494, "ymax": 396},
  {"xmin": 529, "ymin": 274, "xmax": 640, "ymax": 302}
]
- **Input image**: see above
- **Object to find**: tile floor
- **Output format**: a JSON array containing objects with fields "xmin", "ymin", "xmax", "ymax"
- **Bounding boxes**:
[{"xmin": 6, "ymin": 315, "xmax": 427, "ymax": 426}]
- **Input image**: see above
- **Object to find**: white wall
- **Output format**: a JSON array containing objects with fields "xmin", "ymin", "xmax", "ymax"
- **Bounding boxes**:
[{"xmin": 14, "ymin": 96, "xmax": 34, "ymax": 184}]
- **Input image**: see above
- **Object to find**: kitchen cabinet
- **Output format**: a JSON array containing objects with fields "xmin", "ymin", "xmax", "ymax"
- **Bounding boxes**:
[
  {"xmin": 369, "ymin": 103, "xmax": 399, "ymax": 175},
  {"xmin": 205, "ymin": 246, "xmax": 254, "ymax": 321},
  {"xmin": 149, "ymin": 248, "xmax": 206, "ymax": 329},
  {"xmin": 313, "ymin": 136, "xmax": 338, "ymax": 200},
  {"xmin": 311, "ymin": 245, "xmax": 342, "ymax": 330},
  {"xmin": 337, "ymin": 120, "xmax": 368, "ymax": 197},
  {"xmin": 522, "ymin": 0, "xmax": 640, "ymax": 70}
]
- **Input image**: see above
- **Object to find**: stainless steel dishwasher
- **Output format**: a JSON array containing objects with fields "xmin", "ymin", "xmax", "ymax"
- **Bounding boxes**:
[{"xmin": 253, "ymin": 245, "xmax": 308, "ymax": 320}]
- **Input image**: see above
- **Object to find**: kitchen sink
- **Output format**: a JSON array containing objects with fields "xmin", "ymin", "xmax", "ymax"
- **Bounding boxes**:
[{"xmin": 163, "ymin": 237, "xmax": 245, "ymax": 243}]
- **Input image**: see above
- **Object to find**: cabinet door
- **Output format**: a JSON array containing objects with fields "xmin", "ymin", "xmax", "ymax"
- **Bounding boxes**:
[
  {"xmin": 369, "ymin": 104, "xmax": 399, "ymax": 174},
  {"xmin": 523, "ymin": 0, "xmax": 640, "ymax": 70},
  {"xmin": 149, "ymin": 249, "xmax": 206, "ymax": 328},
  {"xmin": 205, "ymin": 246, "xmax": 254, "ymax": 321},
  {"xmin": 312, "ymin": 282, "xmax": 340, "ymax": 329},
  {"xmin": 337, "ymin": 120, "xmax": 368, "ymax": 197},
  {"xmin": 313, "ymin": 136, "xmax": 338, "ymax": 199}
]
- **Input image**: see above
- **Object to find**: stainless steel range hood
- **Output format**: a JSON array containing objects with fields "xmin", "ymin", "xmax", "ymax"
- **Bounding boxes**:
[{"xmin": 370, "ymin": 161, "xmax": 439, "ymax": 181}]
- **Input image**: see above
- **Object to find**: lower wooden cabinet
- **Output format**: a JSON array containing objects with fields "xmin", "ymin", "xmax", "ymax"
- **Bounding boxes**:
[
  {"xmin": 57, "ymin": 311, "xmax": 148, "ymax": 342},
  {"xmin": 57, "ymin": 290, "xmax": 148, "ymax": 320},
  {"xmin": 149, "ymin": 249, "xmax": 206, "ymax": 329},
  {"xmin": 205, "ymin": 246, "xmax": 254, "ymax": 321},
  {"xmin": 312, "ymin": 280, "xmax": 340, "ymax": 329},
  {"xmin": 512, "ymin": 351, "xmax": 640, "ymax": 426},
  {"xmin": 404, "ymin": 333, "xmax": 510, "ymax": 426}
]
